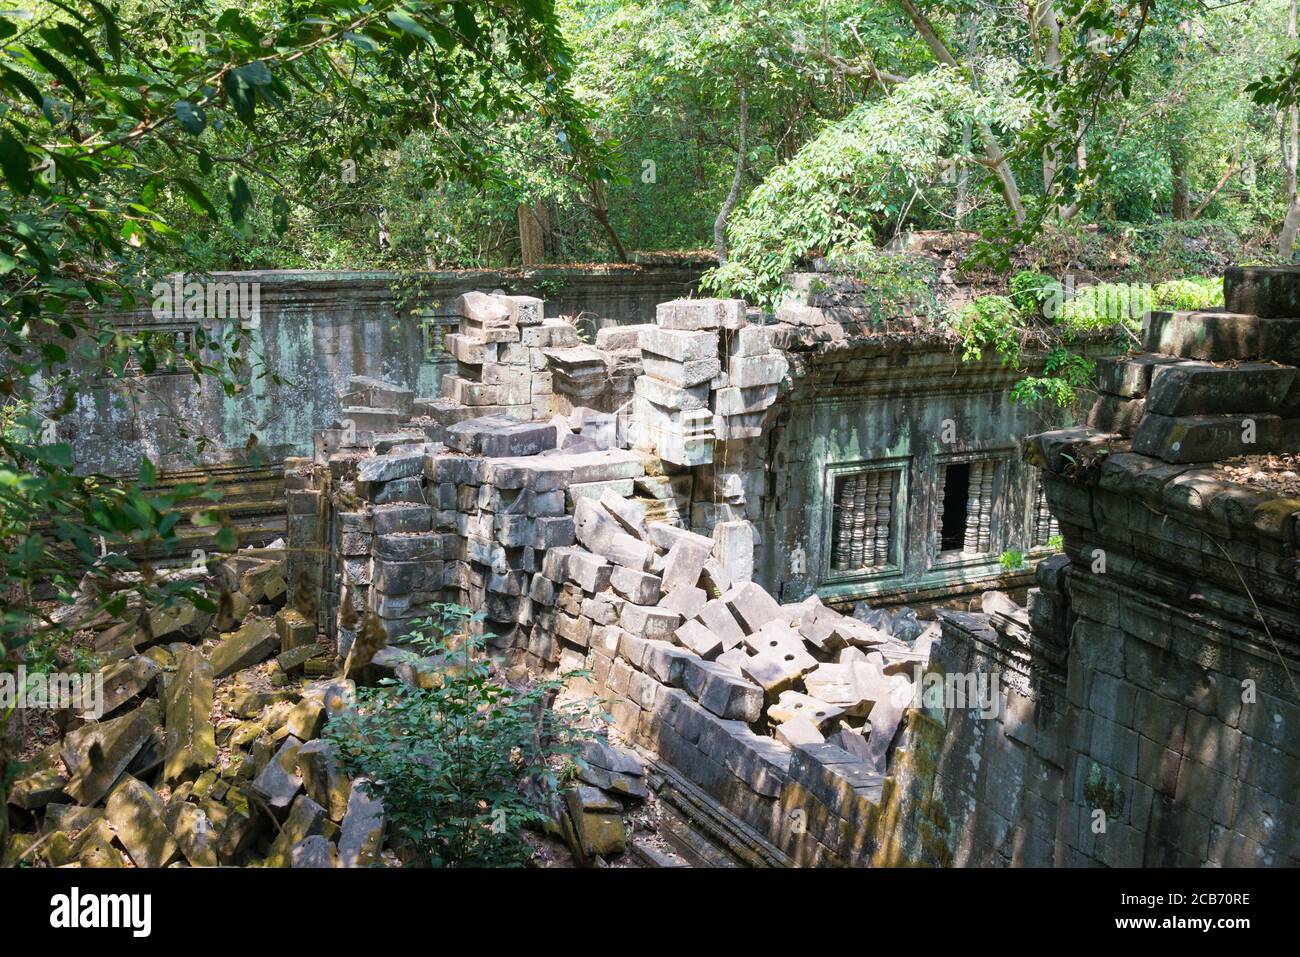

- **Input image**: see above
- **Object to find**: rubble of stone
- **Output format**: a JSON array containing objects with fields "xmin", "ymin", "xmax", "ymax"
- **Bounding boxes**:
[
  {"xmin": 4, "ymin": 548, "xmax": 388, "ymax": 869},
  {"xmin": 280, "ymin": 288, "xmax": 942, "ymax": 866}
]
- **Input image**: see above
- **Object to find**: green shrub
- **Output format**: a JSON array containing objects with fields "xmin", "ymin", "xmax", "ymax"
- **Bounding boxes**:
[
  {"xmin": 1009, "ymin": 347, "xmax": 1096, "ymax": 408},
  {"xmin": 955, "ymin": 295, "xmax": 1022, "ymax": 364},
  {"xmin": 326, "ymin": 604, "xmax": 592, "ymax": 867},
  {"xmin": 1051, "ymin": 282, "xmax": 1154, "ymax": 330},
  {"xmin": 1009, "ymin": 270, "xmax": 1058, "ymax": 320},
  {"xmin": 1153, "ymin": 276, "xmax": 1224, "ymax": 310}
]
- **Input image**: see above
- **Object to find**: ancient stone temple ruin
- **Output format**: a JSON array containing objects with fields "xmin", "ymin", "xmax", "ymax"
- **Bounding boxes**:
[
  {"xmin": 18, "ymin": 265, "xmax": 1300, "ymax": 868},
  {"xmin": 277, "ymin": 269, "xmax": 1299, "ymax": 866}
]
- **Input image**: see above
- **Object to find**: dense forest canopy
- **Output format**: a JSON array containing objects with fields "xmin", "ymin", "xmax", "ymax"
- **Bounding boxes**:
[{"xmin": 91, "ymin": 0, "xmax": 1300, "ymax": 285}]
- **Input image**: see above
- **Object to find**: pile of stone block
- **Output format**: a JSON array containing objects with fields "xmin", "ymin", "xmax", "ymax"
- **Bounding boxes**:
[
  {"xmin": 1088, "ymin": 268, "xmax": 1300, "ymax": 463},
  {"xmin": 416, "ymin": 291, "xmax": 570, "ymax": 435},
  {"xmin": 5, "ymin": 553, "xmax": 386, "ymax": 869},
  {"xmin": 551, "ymin": 737, "xmax": 649, "ymax": 864},
  {"xmin": 631, "ymin": 298, "xmax": 785, "ymax": 466}
]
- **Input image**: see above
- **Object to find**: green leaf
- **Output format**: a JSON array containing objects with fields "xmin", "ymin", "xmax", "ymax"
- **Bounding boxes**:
[
  {"xmin": 89, "ymin": 2, "xmax": 122, "ymax": 61},
  {"xmin": 175, "ymin": 100, "xmax": 206, "ymax": 135},
  {"xmin": 214, "ymin": 526, "xmax": 238, "ymax": 552},
  {"xmin": 452, "ymin": 4, "xmax": 479, "ymax": 41},
  {"xmin": 226, "ymin": 172, "xmax": 252, "ymax": 226},
  {"xmin": 24, "ymin": 45, "xmax": 85, "ymax": 100},
  {"xmin": 272, "ymin": 194, "xmax": 290, "ymax": 235},
  {"xmin": 387, "ymin": 9, "xmax": 433, "ymax": 44},
  {"xmin": 0, "ymin": 129, "xmax": 33, "ymax": 195},
  {"xmin": 223, "ymin": 71, "xmax": 256, "ymax": 125},
  {"xmin": 0, "ymin": 67, "xmax": 45, "ymax": 110},
  {"xmin": 175, "ymin": 177, "xmax": 217, "ymax": 218}
]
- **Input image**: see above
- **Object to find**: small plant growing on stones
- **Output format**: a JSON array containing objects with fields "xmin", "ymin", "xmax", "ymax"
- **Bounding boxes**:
[{"xmin": 326, "ymin": 603, "xmax": 592, "ymax": 867}]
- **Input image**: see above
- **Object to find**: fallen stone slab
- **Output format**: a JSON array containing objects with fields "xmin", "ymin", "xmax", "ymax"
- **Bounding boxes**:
[
  {"xmin": 356, "ymin": 451, "xmax": 424, "ymax": 484},
  {"xmin": 105, "ymin": 776, "xmax": 179, "ymax": 868},
  {"xmin": 740, "ymin": 651, "xmax": 804, "ymax": 699},
  {"xmin": 724, "ymin": 581, "xmax": 784, "ymax": 635},
  {"xmin": 170, "ymin": 800, "xmax": 220, "ymax": 867},
  {"xmin": 162, "ymin": 646, "xmax": 216, "ymax": 784},
  {"xmin": 1224, "ymin": 264, "xmax": 1300, "ymax": 317},
  {"xmin": 581, "ymin": 738, "xmax": 645, "ymax": 777},
  {"xmin": 640, "ymin": 326, "xmax": 718, "ymax": 362},
  {"xmin": 827, "ymin": 727, "xmax": 872, "ymax": 760},
  {"xmin": 284, "ymin": 699, "xmax": 326, "ymax": 741},
  {"xmin": 577, "ymin": 762, "xmax": 649, "ymax": 800},
  {"xmin": 864, "ymin": 679, "xmax": 912, "ymax": 772},
  {"xmin": 804, "ymin": 656, "xmax": 892, "ymax": 718},
  {"xmin": 620, "ymin": 602, "xmax": 680, "ymax": 639},
  {"xmin": 99, "ymin": 655, "xmax": 161, "ymax": 718},
  {"xmin": 711, "ymin": 520, "xmax": 755, "ymax": 584},
  {"xmin": 775, "ymin": 716, "xmax": 826, "ymax": 748},
  {"xmin": 62, "ymin": 705, "xmax": 156, "ymax": 806},
  {"xmin": 567, "ymin": 548, "xmax": 613, "ymax": 593},
  {"xmin": 696, "ymin": 597, "xmax": 747, "ymax": 650},
  {"xmin": 599, "ymin": 489, "xmax": 649, "ymax": 539},
  {"xmin": 575, "ymin": 498, "xmax": 656, "ymax": 571},
  {"xmin": 448, "ymin": 414, "xmax": 557, "ymax": 458},
  {"xmin": 297, "ymin": 739, "xmax": 352, "ymax": 823},
  {"xmin": 675, "ymin": 619, "xmax": 723, "ymax": 659},
  {"xmin": 659, "ymin": 584, "xmax": 707, "ymax": 620},
  {"xmin": 646, "ymin": 521, "xmax": 714, "ymax": 553},
  {"xmin": 1088, "ymin": 394, "xmax": 1147, "ymax": 435},
  {"xmin": 661, "ymin": 538, "xmax": 711, "ymax": 593},
  {"xmin": 655, "ymin": 298, "xmax": 745, "ymax": 331},
  {"xmin": 291, "ymin": 834, "xmax": 339, "ymax": 868},
  {"xmin": 338, "ymin": 781, "xmax": 386, "ymax": 868},
  {"xmin": 209, "ymin": 618, "xmax": 278, "ymax": 679},
  {"xmin": 265, "ymin": 794, "xmax": 327, "ymax": 868},
  {"xmin": 695, "ymin": 665, "xmax": 763, "ymax": 721},
  {"xmin": 644, "ymin": 641, "xmax": 698, "ymax": 686},
  {"xmin": 563, "ymin": 789, "xmax": 626, "ymax": 861},
  {"xmin": 726, "ymin": 352, "xmax": 787, "ymax": 388},
  {"xmin": 744, "ymin": 619, "xmax": 818, "ymax": 674},
  {"xmin": 768, "ymin": 691, "xmax": 845, "ymax": 731},
  {"xmin": 250, "ymin": 736, "xmax": 305, "ymax": 811},
  {"xmin": 610, "ymin": 564, "xmax": 662, "ymax": 605},
  {"xmin": 1132, "ymin": 411, "xmax": 1298, "ymax": 463},
  {"xmin": 1142, "ymin": 310, "xmax": 1263, "ymax": 360},
  {"xmin": 8, "ymin": 742, "xmax": 67, "ymax": 810},
  {"xmin": 1097, "ymin": 353, "xmax": 1184, "ymax": 397},
  {"xmin": 275, "ymin": 607, "xmax": 315, "ymax": 652}
]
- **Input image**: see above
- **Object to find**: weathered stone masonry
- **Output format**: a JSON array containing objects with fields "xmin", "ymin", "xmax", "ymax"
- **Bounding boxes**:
[
  {"xmin": 104, "ymin": 262, "xmax": 1300, "ymax": 868},
  {"xmin": 875, "ymin": 267, "xmax": 1300, "ymax": 867}
]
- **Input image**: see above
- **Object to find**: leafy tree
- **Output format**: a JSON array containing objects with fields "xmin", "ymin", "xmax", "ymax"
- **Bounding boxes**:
[{"xmin": 0, "ymin": 0, "xmax": 596, "ymax": 843}]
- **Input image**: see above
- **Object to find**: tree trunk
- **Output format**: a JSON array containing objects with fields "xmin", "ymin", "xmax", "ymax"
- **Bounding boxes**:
[
  {"xmin": 518, "ymin": 203, "xmax": 544, "ymax": 265},
  {"xmin": 1171, "ymin": 142, "xmax": 1190, "ymax": 220},
  {"xmin": 956, "ymin": 15, "xmax": 976, "ymax": 227},
  {"xmin": 714, "ymin": 79, "xmax": 748, "ymax": 264},
  {"xmin": 896, "ymin": 0, "xmax": 1026, "ymax": 225},
  {"xmin": 585, "ymin": 180, "xmax": 630, "ymax": 262},
  {"xmin": 1282, "ymin": 0, "xmax": 1300, "ymax": 258},
  {"xmin": 1037, "ymin": 2, "xmax": 1064, "ymax": 195}
]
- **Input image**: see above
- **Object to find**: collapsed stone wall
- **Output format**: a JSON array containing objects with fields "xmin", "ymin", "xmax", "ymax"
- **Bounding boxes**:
[
  {"xmin": 279, "ymin": 273, "xmax": 1300, "ymax": 869},
  {"xmin": 283, "ymin": 291, "xmax": 949, "ymax": 866}
]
